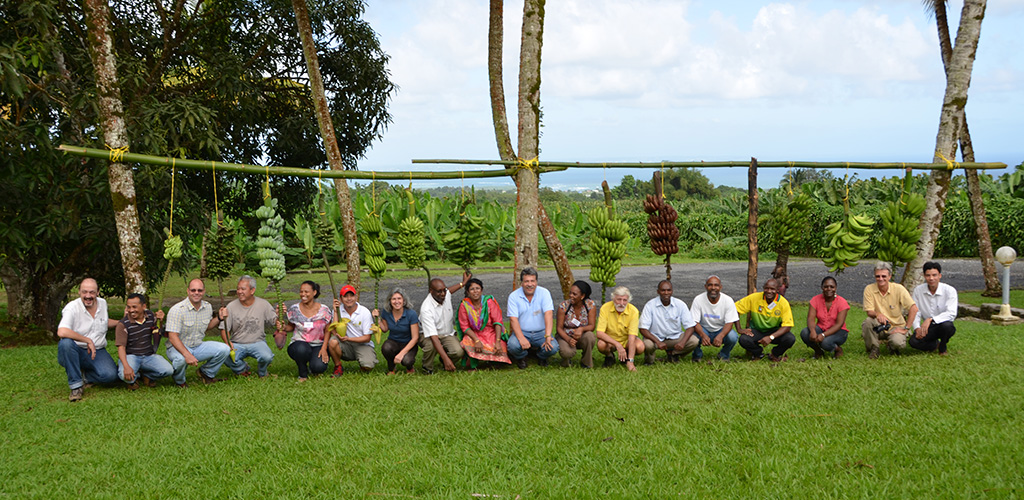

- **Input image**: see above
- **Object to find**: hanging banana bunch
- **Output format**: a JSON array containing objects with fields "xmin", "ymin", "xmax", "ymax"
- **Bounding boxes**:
[
  {"xmin": 772, "ymin": 192, "xmax": 813, "ymax": 248},
  {"xmin": 643, "ymin": 194, "xmax": 679, "ymax": 256},
  {"xmin": 396, "ymin": 189, "xmax": 428, "ymax": 282},
  {"xmin": 156, "ymin": 228, "xmax": 184, "ymax": 326},
  {"xmin": 588, "ymin": 206, "xmax": 629, "ymax": 294},
  {"xmin": 255, "ymin": 199, "xmax": 287, "ymax": 314},
  {"xmin": 877, "ymin": 193, "xmax": 926, "ymax": 267},
  {"xmin": 206, "ymin": 217, "xmax": 237, "ymax": 307},
  {"xmin": 360, "ymin": 215, "xmax": 387, "ymax": 343},
  {"xmin": 821, "ymin": 211, "xmax": 874, "ymax": 273},
  {"xmin": 442, "ymin": 200, "xmax": 486, "ymax": 274}
]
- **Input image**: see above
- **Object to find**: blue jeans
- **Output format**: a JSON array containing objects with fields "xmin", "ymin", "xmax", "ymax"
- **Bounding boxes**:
[
  {"xmin": 57, "ymin": 338, "xmax": 118, "ymax": 389},
  {"xmin": 225, "ymin": 341, "xmax": 275, "ymax": 377},
  {"xmin": 693, "ymin": 328, "xmax": 739, "ymax": 360},
  {"xmin": 118, "ymin": 354, "xmax": 174, "ymax": 383},
  {"xmin": 166, "ymin": 341, "xmax": 231, "ymax": 385},
  {"xmin": 800, "ymin": 326, "xmax": 848, "ymax": 353},
  {"xmin": 507, "ymin": 329, "xmax": 559, "ymax": 361}
]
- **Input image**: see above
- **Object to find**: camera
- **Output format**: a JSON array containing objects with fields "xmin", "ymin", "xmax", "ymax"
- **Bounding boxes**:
[{"xmin": 872, "ymin": 322, "xmax": 891, "ymax": 334}]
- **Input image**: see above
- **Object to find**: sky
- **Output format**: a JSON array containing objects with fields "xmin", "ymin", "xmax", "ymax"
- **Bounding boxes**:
[{"xmin": 359, "ymin": 0, "xmax": 1024, "ymax": 191}]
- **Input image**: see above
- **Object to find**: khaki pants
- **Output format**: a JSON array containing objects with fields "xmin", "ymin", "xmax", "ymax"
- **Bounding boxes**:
[
  {"xmin": 861, "ymin": 317, "xmax": 907, "ymax": 352},
  {"xmin": 643, "ymin": 335, "xmax": 700, "ymax": 363},
  {"xmin": 420, "ymin": 335, "xmax": 464, "ymax": 372},
  {"xmin": 334, "ymin": 340, "xmax": 378, "ymax": 370},
  {"xmin": 557, "ymin": 331, "xmax": 596, "ymax": 368}
]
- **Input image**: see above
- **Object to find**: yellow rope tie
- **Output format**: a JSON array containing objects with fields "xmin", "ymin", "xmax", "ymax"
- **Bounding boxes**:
[
  {"xmin": 318, "ymin": 170, "xmax": 326, "ymax": 216},
  {"xmin": 106, "ymin": 144, "xmax": 129, "ymax": 163},
  {"xmin": 408, "ymin": 171, "xmax": 413, "ymax": 191},
  {"xmin": 936, "ymin": 152, "xmax": 959, "ymax": 170},
  {"xmin": 263, "ymin": 165, "xmax": 270, "ymax": 200},
  {"xmin": 787, "ymin": 161, "xmax": 794, "ymax": 196},
  {"xmin": 212, "ymin": 161, "xmax": 221, "ymax": 227},
  {"xmin": 660, "ymin": 162, "xmax": 666, "ymax": 199},
  {"xmin": 169, "ymin": 158, "xmax": 176, "ymax": 237},
  {"xmin": 514, "ymin": 157, "xmax": 539, "ymax": 176}
]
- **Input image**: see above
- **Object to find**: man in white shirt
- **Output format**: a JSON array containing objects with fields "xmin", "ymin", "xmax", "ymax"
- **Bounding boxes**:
[
  {"xmin": 327, "ymin": 284, "xmax": 378, "ymax": 374},
  {"xmin": 909, "ymin": 261, "xmax": 958, "ymax": 355},
  {"xmin": 418, "ymin": 273, "xmax": 470, "ymax": 373},
  {"xmin": 689, "ymin": 275, "xmax": 741, "ymax": 361},
  {"xmin": 639, "ymin": 280, "xmax": 698, "ymax": 364},
  {"xmin": 57, "ymin": 278, "xmax": 121, "ymax": 402}
]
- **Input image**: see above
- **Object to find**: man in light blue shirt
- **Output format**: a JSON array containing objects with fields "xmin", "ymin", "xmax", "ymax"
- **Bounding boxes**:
[
  {"xmin": 639, "ymin": 280, "xmax": 698, "ymax": 364},
  {"xmin": 506, "ymin": 267, "xmax": 557, "ymax": 369}
]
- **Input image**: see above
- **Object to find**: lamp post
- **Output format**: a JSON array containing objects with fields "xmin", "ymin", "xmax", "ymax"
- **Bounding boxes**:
[{"xmin": 992, "ymin": 246, "xmax": 1020, "ymax": 325}]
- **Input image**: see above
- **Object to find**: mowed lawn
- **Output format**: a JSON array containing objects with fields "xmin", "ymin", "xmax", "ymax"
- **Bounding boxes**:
[{"xmin": 1, "ymin": 306, "xmax": 1022, "ymax": 499}]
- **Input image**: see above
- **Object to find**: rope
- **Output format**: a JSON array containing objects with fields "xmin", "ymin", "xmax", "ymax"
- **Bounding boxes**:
[
  {"xmin": 212, "ymin": 161, "xmax": 221, "ymax": 227},
  {"xmin": 169, "ymin": 158, "xmax": 176, "ymax": 236},
  {"xmin": 660, "ymin": 162, "xmax": 665, "ymax": 199},
  {"xmin": 105, "ymin": 144, "xmax": 129, "ymax": 163},
  {"xmin": 937, "ymin": 151, "xmax": 959, "ymax": 170},
  {"xmin": 318, "ymin": 170, "xmax": 325, "ymax": 216},
  {"xmin": 263, "ymin": 165, "xmax": 270, "ymax": 200}
]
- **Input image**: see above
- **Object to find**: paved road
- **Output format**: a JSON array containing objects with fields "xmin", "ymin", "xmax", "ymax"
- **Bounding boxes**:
[{"xmin": 342, "ymin": 257, "xmax": 1019, "ymax": 311}]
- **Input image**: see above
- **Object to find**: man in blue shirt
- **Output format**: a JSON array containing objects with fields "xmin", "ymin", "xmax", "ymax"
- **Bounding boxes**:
[{"xmin": 506, "ymin": 267, "xmax": 557, "ymax": 369}]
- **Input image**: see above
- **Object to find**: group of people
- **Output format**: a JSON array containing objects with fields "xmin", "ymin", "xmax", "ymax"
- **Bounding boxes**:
[{"xmin": 56, "ymin": 262, "xmax": 958, "ymax": 401}]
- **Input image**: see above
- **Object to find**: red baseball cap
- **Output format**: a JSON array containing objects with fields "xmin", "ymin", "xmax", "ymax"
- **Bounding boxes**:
[{"xmin": 339, "ymin": 285, "xmax": 357, "ymax": 296}]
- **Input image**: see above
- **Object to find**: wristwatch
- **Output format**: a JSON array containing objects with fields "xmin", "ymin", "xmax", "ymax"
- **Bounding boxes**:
[
  {"xmin": 768, "ymin": 335, "xmax": 775, "ymax": 341},
  {"xmin": 625, "ymin": 358, "xmax": 634, "ymax": 363}
]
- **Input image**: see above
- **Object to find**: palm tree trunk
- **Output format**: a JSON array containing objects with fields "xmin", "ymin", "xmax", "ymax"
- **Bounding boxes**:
[
  {"xmin": 905, "ymin": 0, "xmax": 987, "ymax": 289},
  {"xmin": 928, "ymin": 0, "xmax": 1000, "ymax": 296},
  {"xmin": 488, "ymin": 0, "xmax": 573, "ymax": 296},
  {"xmin": 291, "ymin": 0, "xmax": 361, "ymax": 289},
  {"xmin": 83, "ymin": 0, "xmax": 146, "ymax": 294}
]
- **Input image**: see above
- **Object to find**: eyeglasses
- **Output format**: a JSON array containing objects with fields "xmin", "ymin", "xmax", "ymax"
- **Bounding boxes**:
[
  {"xmin": 189, "ymin": 288, "xmax": 204, "ymax": 292},
  {"xmin": 874, "ymin": 275, "xmax": 888, "ymax": 279}
]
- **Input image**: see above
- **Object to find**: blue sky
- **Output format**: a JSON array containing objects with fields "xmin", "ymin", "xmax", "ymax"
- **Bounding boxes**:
[{"xmin": 359, "ymin": 0, "xmax": 1024, "ymax": 190}]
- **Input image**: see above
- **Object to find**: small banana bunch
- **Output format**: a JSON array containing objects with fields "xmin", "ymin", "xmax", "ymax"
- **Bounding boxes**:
[
  {"xmin": 773, "ymin": 193, "xmax": 813, "ymax": 247},
  {"xmin": 255, "ymin": 200, "xmax": 286, "ymax": 283},
  {"xmin": 397, "ymin": 215, "xmax": 426, "ymax": 270},
  {"xmin": 442, "ymin": 208, "xmax": 485, "ymax": 272},
  {"xmin": 360, "ymin": 216, "xmax": 387, "ymax": 278},
  {"xmin": 643, "ymin": 194, "xmax": 679, "ymax": 255},
  {"xmin": 313, "ymin": 216, "xmax": 335, "ymax": 254},
  {"xmin": 877, "ymin": 193, "xmax": 926, "ymax": 265},
  {"xmin": 163, "ymin": 228, "xmax": 183, "ymax": 261},
  {"xmin": 588, "ymin": 207, "xmax": 629, "ymax": 286},
  {"xmin": 822, "ymin": 212, "xmax": 874, "ymax": 273},
  {"xmin": 206, "ymin": 222, "xmax": 237, "ymax": 281}
]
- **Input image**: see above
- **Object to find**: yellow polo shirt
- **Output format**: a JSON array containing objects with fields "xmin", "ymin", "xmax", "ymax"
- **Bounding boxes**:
[
  {"xmin": 596, "ymin": 302, "xmax": 639, "ymax": 345},
  {"xmin": 862, "ymin": 283, "xmax": 915, "ymax": 327}
]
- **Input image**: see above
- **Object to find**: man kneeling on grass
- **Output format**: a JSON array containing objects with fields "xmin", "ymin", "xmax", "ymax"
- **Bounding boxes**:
[
  {"xmin": 220, "ymin": 275, "xmax": 278, "ymax": 378},
  {"xmin": 910, "ymin": 261, "xmax": 958, "ymax": 355},
  {"xmin": 736, "ymin": 278, "xmax": 795, "ymax": 362},
  {"xmin": 116, "ymin": 293, "xmax": 172, "ymax": 389},
  {"xmin": 639, "ymin": 280, "xmax": 699, "ymax": 364},
  {"xmin": 596, "ymin": 286, "xmax": 644, "ymax": 372},
  {"xmin": 57, "ymin": 278, "xmax": 121, "ymax": 402},
  {"xmin": 327, "ymin": 285, "xmax": 377, "ymax": 375}
]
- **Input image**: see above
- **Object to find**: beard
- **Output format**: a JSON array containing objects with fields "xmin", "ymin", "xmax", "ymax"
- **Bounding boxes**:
[{"xmin": 614, "ymin": 304, "xmax": 626, "ymax": 313}]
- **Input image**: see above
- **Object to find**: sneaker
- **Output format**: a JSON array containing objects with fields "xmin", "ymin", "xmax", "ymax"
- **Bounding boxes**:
[
  {"xmin": 667, "ymin": 353, "xmax": 680, "ymax": 364},
  {"xmin": 750, "ymin": 354, "xmax": 765, "ymax": 362},
  {"xmin": 768, "ymin": 354, "xmax": 788, "ymax": 363},
  {"xmin": 516, "ymin": 358, "xmax": 527, "ymax": 370},
  {"xmin": 69, "ymin": 387, "xmax": 83, "ymax": 402},
  {"xmin": 236, "ymin": 370, "xmax": 252, "ymax": 377},
  {"xmin": 198, "ymin": 370, "xmax": 222, "ymax": 385},
  {"xmin": 332, "ymin": 365, "xmax": 344, "ymax": 377},
  {"xmin": 834, "ymin": 346, "xmax": 844, "ymax": 359},
  {"xmin": 868, "ymin": 346, "xmax": 879, "ymax": 360},
  {"xmin": 140, "ymin": 376, "xmax": 156, "ymax": 388},
  {"xmin": 603, "ymin": 355, "xmax": 616, "ymax": 368}
]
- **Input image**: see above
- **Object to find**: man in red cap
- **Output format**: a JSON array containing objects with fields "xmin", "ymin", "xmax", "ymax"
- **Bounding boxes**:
[{"xmin": 326, "ymin": 284, "xmax": 377, "ymax": 374}]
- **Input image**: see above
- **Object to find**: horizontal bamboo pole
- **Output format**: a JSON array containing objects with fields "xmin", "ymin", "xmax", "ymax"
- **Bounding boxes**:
[
  {"xmin": 412, "ymin": 158, "xmax": 1007, "ymax": 170},
  {"xmin": 58, "ymin": 145, "xmax": 568, "ymax": 179}
]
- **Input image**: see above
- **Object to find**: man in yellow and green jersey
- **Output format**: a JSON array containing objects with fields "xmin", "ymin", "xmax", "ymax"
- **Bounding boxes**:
[{"xmin": 735, "ymin": 279, "xmax": 795, "ymax": 362}]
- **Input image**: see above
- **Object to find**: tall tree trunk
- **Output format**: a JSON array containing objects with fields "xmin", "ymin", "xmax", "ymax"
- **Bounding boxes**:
[
  {"xmin": 747, "ymin": 158, "xmax": 758, "ymax": 295},
  {"xmin": 292, "ymin": 0, "xmax": 361, "ymax": 289},
  {"xmin": 511, "ymin": 0, "xmax": 545, "ymax": 289},
  {"xmin": 929, "ymin": 0, "xmax": 1000, "ymax": 296},
  {"xmin": 488, "ymin": 0, "xmax": 573, "ymax": 296},
  {"xmin": 83, "ymin": 0, "xmax": 146, "ymax": 294},
  {"xmin": 905, "ymin": 0, "xmax": 987, "ymax": 289}
]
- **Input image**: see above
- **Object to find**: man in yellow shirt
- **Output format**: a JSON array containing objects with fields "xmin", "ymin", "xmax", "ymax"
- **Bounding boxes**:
[
  {"xmin": 595, "ymin": 286, "xmax": 645, "ymax": 372},
  {"xmin": 861, "ymin": 261, "xmax": 917, "ymax": 359},
  {"xmin": 736, "ymin": 279, "xmax": 795, "ymax": 362}
]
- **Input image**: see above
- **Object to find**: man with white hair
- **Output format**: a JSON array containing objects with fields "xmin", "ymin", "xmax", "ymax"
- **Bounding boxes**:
[
  {"xmin": 862, "ymin": 261, "xmax": 918, "ymax": 359},
  {"xmin": 220, "ymin": 275, "xmax": 278, "ymax": 377},
  {"xmin": 57, "ymin": 278, "xmax": 121, "ymax": 401},
  {"xmin": 595, "ymin": 286, "xmax": 645, "ymax": 372}
]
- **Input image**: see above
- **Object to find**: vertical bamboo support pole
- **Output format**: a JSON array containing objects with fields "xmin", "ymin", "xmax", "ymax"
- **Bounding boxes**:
[{"xmin": 747, "ymin": 158, "xmax": 759, "ymax": 295}]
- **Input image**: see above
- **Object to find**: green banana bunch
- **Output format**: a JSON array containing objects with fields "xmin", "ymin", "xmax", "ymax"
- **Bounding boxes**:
[
  {"xmin": 254, "ymin": 199, "xmax": 287, "ymax": 283},
  {"xmin": 206, "ymin": 222, "xmax": 237, "ymax": 281},
  {"xmin": 821, "ymin": 212, "xmax": 874, "ymax": 273},
  {"xmin": 313, "ymin": 216, "xmax": 335, "ymax": 253},
  {"xmin": 877, "ymin": 193, "xmax": 926, "ymax": 266},
  {"xmin": 397, "ymin": 189, "xmax": 426, "ymax": 271},
  {"xmin": 163, "ymin": 229, "xmax": 183, "ymax": 261},
  {"xmin": 360, "ymin": 216, "xmax": 387, "ymax": 278},
  {"xmin": 442, "ymin": 201, "xmax": 485, "ymax": 272},
  {"xmin": 773, "ymin": 193, "xmax": 812, "ymax": 247},
  {"xmin": 588, "ymin": 207, "xmax": 629, "ymax": 287}
]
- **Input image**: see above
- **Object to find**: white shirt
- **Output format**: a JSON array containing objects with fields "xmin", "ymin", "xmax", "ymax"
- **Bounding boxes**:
[
  {"xmin": 58, "ymin": 297, "xmax": 109, "ymax": 349},
  {"xmin": 639, "ymin": 296, "xmax": 696, "ymax": 341},
  {"xmin": 419, "ymin": 290, "xmax": 455, "ymax": 338},
  {"xmin": 337, "ymin": 303, "xmax": 375, "ymax": 348},
  {"xmin": 690, "ymin": 292, "xmax": 740, "ymax": 333},
  {"xmin": 912, "ymin": 282, "xmax": 958, "ymax": 330}
]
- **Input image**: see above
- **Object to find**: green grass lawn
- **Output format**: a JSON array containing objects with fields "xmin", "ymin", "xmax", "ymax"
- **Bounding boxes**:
[{"xmin": 1, "ymin": 305, "xmax": 1022, "ymax": 498}]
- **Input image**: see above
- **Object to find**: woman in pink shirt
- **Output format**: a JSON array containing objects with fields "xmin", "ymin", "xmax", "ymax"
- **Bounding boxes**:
[{"xmin": 800, "ymin": 276, "xmax": 850, "ymax": 359}]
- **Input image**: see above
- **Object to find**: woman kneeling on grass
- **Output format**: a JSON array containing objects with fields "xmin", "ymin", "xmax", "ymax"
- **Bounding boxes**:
[
  {"xmin": 282, "ymin": 281, "xmax": 333, "ymax": 381},
  {"xmin": 555, "ymin": 280, "xmax": 597, "ymax": 368},
  {"xmin": 374, "ymin": 288, "xmax": 420, "ymax": 374},
  {"xmin": 456, "ymin": 278, "xmax": 510, "ymax": 370},
  {"xmin": 800, "ymin": 276, "xmax": 850, "ymax": 359}
]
